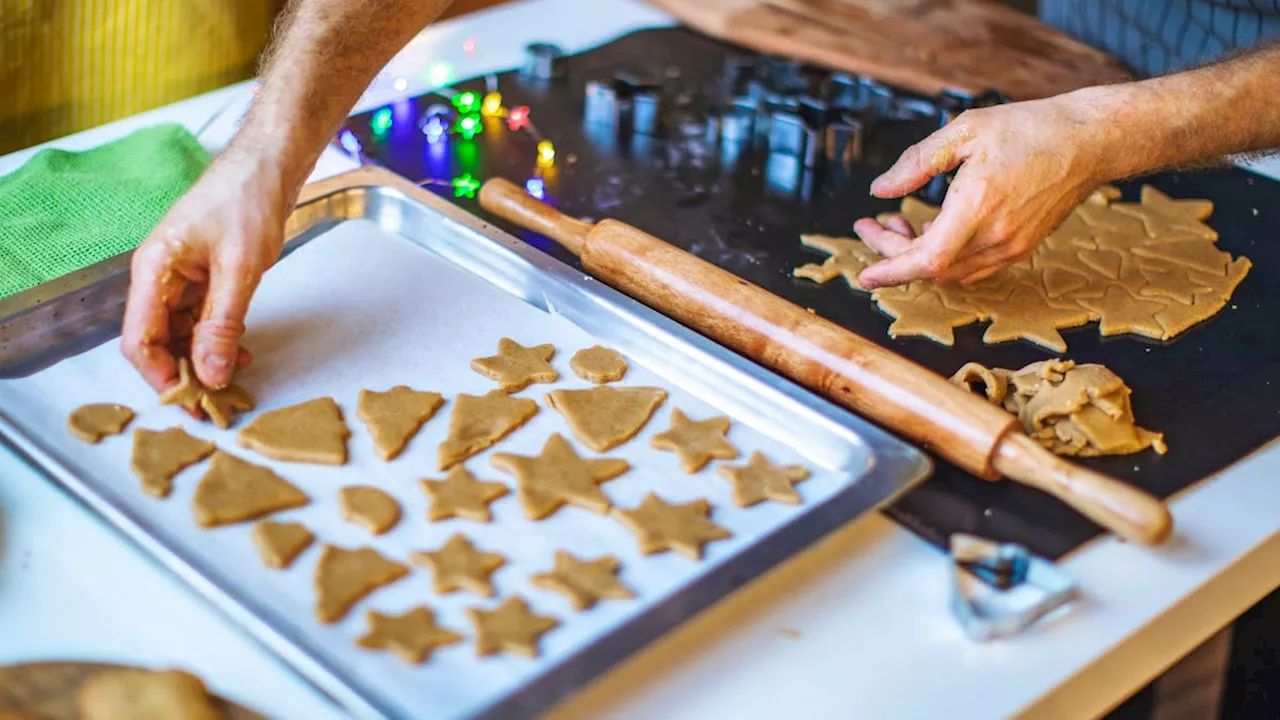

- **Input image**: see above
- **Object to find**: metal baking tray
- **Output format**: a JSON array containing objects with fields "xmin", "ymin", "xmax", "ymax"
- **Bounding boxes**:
[{"xmin": 0, "ymin": 167, "xmax": 929, "ymax": 720}]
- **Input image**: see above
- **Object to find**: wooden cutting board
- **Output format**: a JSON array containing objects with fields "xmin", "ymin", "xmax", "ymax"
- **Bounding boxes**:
[
  {"xmin": 0, "ymin": 663, "xmax": 268, "ymax": 720},
  {"xmin": 643, "ymin": 0, "xmax": 1132, "ymax": 100}
]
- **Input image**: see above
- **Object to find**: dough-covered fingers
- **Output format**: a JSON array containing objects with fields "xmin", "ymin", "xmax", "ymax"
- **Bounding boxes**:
[
  {"xmin": 121, "ymin": 242, "xmax": 182, "ymax": 393},
  {"xmin": 192, "ymin": 250, "xmax": 262, "ymax": 390},
  {"xmin": 857, "ymin": 194, "xmax": 982, "ymax": 289}
]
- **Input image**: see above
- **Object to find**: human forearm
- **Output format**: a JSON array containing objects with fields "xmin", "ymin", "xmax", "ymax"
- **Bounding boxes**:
[
  {"xmin": 1085, "ymin": 43, "xmax": 1280, "ymax": 182},
  {"xmin": 233, "ymin": 0, "xmax": 455, "ymax": 196}
]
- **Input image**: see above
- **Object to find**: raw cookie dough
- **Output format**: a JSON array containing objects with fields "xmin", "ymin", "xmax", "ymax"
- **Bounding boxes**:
[
  {"xmin": 68, "ymin": 403, "xmax": 135, "ymax": 444},
  {"xmin": 251, "ymin": 519, "xmax": 315, "ymax": 569},
  {"xmin": 716, "ymin": 451, "xmax": 811, "ymax": 507},
  {"xmin": 314, "ymin": 545, "xmax": 410, "ymax": 624},
  {"xmin": 339, "ymin": 486, "xmax": 402, "ymax": 535},
  {"xmin": 466, "ymin": 595, "xmax": 560, "ymax": 658},
  {"xmin": 611, "ymin": 493, "xmax": 732, "ymax": 560},
  {"xmin": 650, "ymin": 408, "xmax": 738, "ymax": 473},
  {"xmin": 471, "ymin": 337, "xmax": 558, "ymax": 393},
  {"xmin": 191, "ymin": 452, "xmax": 310, "ymax": 528},
  {"xmin": 356, "ymin": 607, "xmax": 464, "ymax": 665},
  {"xmin": 951, "ymin": 359, "xmax": 1167, "ymax": 457},
  {"xmin": 569, "ymin": 345, "xmax": 629, "ymax": 384},
  {"xmin": 411, "ymin": 534, "xmax": 506, "ymax": 597},
  {"xmin": 130, "ymin": 427, "xmax": 216, "ymax": 498},
  {"xmin": 490, "ymin": 433, "xmax": 630, "ymax": 520},
  {"xmin": 237, "ymin": 397, "xmax": 350, "ymax": 465},
  {"xmin": 77, "ymin": 668, "xmax": 221, "ymax": 720},
  {"xmin": 437, "ymin": 391, "xmax": 539, "ymax": 470},
  {"xmin": 529, "ymin": 550, "xmax": 635, "ymax": 611},
  {"xmin": 795, "ymin": 186, "xmax": 1252, "ymax": 352},
  {"xmin": 419, "ymin": 466, "xmax": 510, "ymax": 522},
  {"xmin": 544, "ymin": 386, "xmax": 668, "ymax": 452},
  {"xmin": 158, "ymin": 357, "xmax": 255, "ymax": 429},
  {"xmin": 356, "ymin": 386, "xmax": 445, "ymax": 461}
]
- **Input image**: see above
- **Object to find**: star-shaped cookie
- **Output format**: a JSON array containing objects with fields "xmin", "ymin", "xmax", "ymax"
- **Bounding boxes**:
[
  {"xmin": 357, "ymin": 607, "xmax": 464, "ymax": 665},
  {"xmin": 611, "ymin": 493, "xmax": 732, "ymax": 560},
  {"xmin": 715, "ymin": 452, "xmax": 811, "ymax": 507},
  {"xmin": 490, "ymin": 433, "xmax": 629, "ymax": 520},
  {"xmin": 470, "ymin": 338, "xmax": 558, "ymax": 393},
  {"xmin": 792, "ymin": 235, "xmax": 881, "ymax": 291},
  {"xmin": 530, "ymin": 550, "xmax": 635, "ymax": 611},
  {"xmin": 1075, "ymin": 285, "xmax": 1167, "ymax": 339},
  {"xmin": 876, "ymin": 286, "xmax": 979, "ymax": 346},
  {"xmin": 1114, "ymin": 185, "xmax": 1217, "ymax": 240},
  {"xmin": 982, "ymin": 285, "xmax": 1091, "ymax": 353},
  {"xmin": 314, "ymin": 545, "xmax": 410, "ymax": 624},
  {"xmin": 649, "ymin": 408, "xmax": 738, "ymax": 473},
  {"xmin": 466, "ymin": 596, "xmax": 560, "ymax": 658},
  {"xmin": 411, "ymin": 534, "xmax": 506, "ymax": 597},
  {"xmin": 419, "ymin": 466, "xmax": 510, "ymax": 523},
  {"xmin": 158, "ymin": 357, "xmax": 255, "ymax": 429}
]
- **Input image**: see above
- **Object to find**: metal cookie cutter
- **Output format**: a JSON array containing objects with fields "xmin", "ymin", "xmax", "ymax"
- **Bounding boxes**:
[{"xmin": 949, "ymin": 533, "xmax": 1078, "ymax": 642}]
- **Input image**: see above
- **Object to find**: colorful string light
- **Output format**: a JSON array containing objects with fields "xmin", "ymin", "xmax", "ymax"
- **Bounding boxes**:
[
  {"xmin": 507, "ymin": 105, "xmax": 531, "ymax": 131},
  {"xmin": 427, "ymin": 61, "xmax": 453, "ymax": 87},
  {"xmin": 422, "ymin": 114, "xmax": 448, "ymax": 143},
  {"xmin": 453, "ymin": 91, "xmax": 481, "ymax": 114},
  {"xmin": 525, "ymin": 178, "xmax": 546, "ymax": 200},
  {"xmin": 537, "ymin": 140, "xmax": 556, "ymax": 166},
  {"xmin": 452, "ymin": 173, "xmax": 481, "ymax": 198},
  {"xmin": 481, "ymin": 92, "xmax": 505, "ymax": 117},
  {"xmin": 371, "ymin": 108, "xmax": 393, "ymax": 134},
  {"xmin": 455, "ymin": 115, "xmax": 482, "ymax": 140}
]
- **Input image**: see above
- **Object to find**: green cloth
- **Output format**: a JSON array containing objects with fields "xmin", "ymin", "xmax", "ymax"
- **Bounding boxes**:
[{"xmin": 0, "ymin": 124, "xmax": 210, "ymax": 300}]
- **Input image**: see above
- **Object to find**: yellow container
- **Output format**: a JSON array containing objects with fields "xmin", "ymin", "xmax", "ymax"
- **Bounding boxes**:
[{"xmin": 0, "ymin": 0, "xmax": 275, "ymax": 154}]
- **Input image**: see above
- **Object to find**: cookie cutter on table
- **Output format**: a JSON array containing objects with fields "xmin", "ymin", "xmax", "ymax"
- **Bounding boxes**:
[
  {"xmin": 0, "ymin": 166, "xmax": 932, "ymax": 720},
  {"xmin": 949, "ymin": 533, "xmax": 1078, "ymax": 642}
]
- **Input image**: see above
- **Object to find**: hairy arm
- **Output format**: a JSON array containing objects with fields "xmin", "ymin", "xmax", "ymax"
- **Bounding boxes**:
[
  {"xmin": 856, "ymin": 42, "xmax": 1280, "ymax": 289},
  {"xmin": 123, "ymin": 0, "xmax": 454, "ymax": 393}
]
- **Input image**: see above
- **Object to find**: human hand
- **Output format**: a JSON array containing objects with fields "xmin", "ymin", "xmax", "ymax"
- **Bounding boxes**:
[
  {"xmin": 121, "ymin": 145, "xmax": 292, "ymax": 396},
  {"xmin": 854, "ymin": 91, "xmax": 1114, "ymax": 289}
]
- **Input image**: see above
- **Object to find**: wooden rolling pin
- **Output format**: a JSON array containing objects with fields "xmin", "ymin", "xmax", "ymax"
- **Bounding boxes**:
[{"xmin": 479, "ymin": 178, "xmax": 1173, "ymax": 546}]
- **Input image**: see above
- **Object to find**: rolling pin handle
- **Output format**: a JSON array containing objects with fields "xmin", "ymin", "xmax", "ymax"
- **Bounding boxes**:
[
  {"xmin": 478, "ymin": 178, "xmax": 592, "ymax": 255},
  {"xmin": 993, "ymin": 433, "xmax": 1173, "ymax": 546}
]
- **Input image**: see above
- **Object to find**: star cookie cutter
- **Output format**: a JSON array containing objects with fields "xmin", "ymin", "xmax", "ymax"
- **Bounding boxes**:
[{"xmin": 949, "ymin": 533, "xmax": 1077, "ymax": 642}]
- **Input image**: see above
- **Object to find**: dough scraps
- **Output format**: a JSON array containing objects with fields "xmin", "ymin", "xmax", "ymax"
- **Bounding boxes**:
[
  {"xmin": 130, "ymin": 427, "xmax": 216, "ymax": 498},
  {"xmin": 410, "ymin": 533, "xmax": 507, "ymax": 598},
  {"xmin": 470, "ymin": 337, "xmax": 558, "ymax": 393},
  {"xmin": 437, "ymin": 391, "xmax": 539, "ymax": 471},
  {"xmin": 419, "ymin": 465, "xmax": 510, "ymax": 523},
  {"xmin": 251, "ymin": 519, "xmax": 315, "ymax": 569},
  {"xmin": 466, "ymin": 595, "xmax": 560, "ymax": 658},
  {"xmin": 237, "ymin": 397, "xmax": 350, "ymax": 466},
  {"xmin": 157, "ymin": 357, "xmax": 255, "ymax": 429},
  {"xmin": 356, "ymin": 607, "xmax": 464, "ymax": 665},
  {"xmin": 611, "ymin": 493, "xmax": 732, "ymax": 560},
  {"xmin": 715, "ymin": 451, "xmax": 811, "ymax": 507},
  {"xmin": 314, "ymin": 545, "xmax": 410, "ymax": 624},
  {"xmin": 339, "ymin": 486, "xmax": 402, "ymax": 535},
  {"xmin": 544, "ymin": 386, "xmax": 668, "ymax": 452},
  {"xmin": 951, "ymin": 359, "xmax": 1167, "ymax": 457},
  {"xmin": 529, "ymin": 550, "xmax": 635, "ymax": 611},
  {"xmin": 68, "ymin": 403, "xmax": 135, "ymax": 444},
  {"xmin": 795, "ymin": 186, "xmax": 1251, "ymax": 352},
  {"xmin": 650, "ymin": 408, "xmax": 738, "ymax": 473},
  {"xmin": 569, "ymin": 345, "xmax": 629, "ymax": 384},
  {"xmin": 191, "ymin": 452, "xmax": 310, "ymax": 528},
  {"xmin": 490, "ymin": 433, "xmax": 630, "ymax": 520},
  {"xmin": 77, "ymin": 668, "xmax": 221, "ymax": 720},
  {"xmin": 356, "ymin": 386, "xmax": 445, "ymax": 461}
]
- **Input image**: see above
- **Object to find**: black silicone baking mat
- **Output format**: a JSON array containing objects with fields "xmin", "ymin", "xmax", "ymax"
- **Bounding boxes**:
[{"xmin": 340, "ymin": 27, "xmax": 1280, "ymax": 560}]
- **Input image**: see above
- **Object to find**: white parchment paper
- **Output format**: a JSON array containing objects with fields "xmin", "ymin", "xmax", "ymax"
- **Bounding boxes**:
[{"xmin": 0, "ymin": 221, "xmax": 869, "ymax": 719}]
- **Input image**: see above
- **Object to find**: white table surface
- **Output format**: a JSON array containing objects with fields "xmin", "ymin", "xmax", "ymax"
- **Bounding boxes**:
[{"xmin": 3, "ymin": 2, "xmax": 1279, "ymax": 718}]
